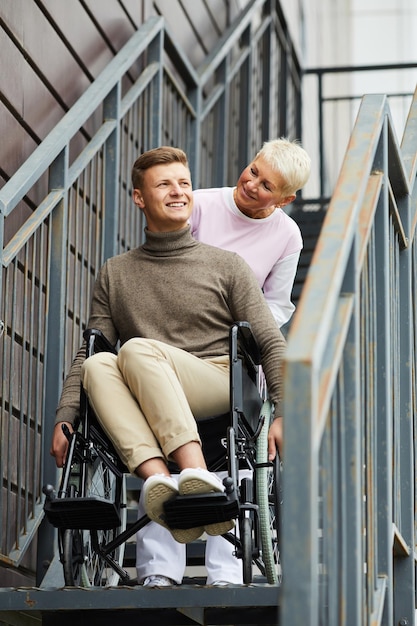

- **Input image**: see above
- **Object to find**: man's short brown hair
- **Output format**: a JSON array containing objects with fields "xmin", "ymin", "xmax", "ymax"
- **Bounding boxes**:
[{"xmin": 131, "ymin": 146, "xmax": 189, "ymax": 188}]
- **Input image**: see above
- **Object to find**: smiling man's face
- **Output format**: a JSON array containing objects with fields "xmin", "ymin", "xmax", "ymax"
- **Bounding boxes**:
[{"xmin": 133, "ymin": 162, "xmax": 193, "ymax": 232}]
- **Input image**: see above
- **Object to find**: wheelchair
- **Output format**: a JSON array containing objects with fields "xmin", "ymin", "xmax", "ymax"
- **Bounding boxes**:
[{"xmin": 43, "ymin": 322, "xmax": 282, "ymax": 587}]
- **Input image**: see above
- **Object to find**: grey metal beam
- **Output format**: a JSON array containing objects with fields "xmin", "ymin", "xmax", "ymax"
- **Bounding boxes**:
[{"xmin": 0, "ymin": 584, "xmax": 280, "ymax": 611}]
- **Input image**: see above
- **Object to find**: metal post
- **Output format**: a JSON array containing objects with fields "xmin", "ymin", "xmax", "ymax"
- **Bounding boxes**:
[
  {"xmin": 37, "ymin": 147, "xmax": 69, "ymax": 584},
  {"xmin": 102, "ymin": 84, "xmax": 121, "ymax": 262}
]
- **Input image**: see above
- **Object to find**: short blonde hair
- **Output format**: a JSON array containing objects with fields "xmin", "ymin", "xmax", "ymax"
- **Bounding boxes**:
[{"xmin": 256, "ymin": 138, "xmax": 311, "ymax": 195}]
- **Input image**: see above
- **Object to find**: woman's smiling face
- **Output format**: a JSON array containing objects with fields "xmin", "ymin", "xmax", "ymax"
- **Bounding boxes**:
[{"xmin": 234, "ymin": 156, "xmax": 294, "ymax": 218}]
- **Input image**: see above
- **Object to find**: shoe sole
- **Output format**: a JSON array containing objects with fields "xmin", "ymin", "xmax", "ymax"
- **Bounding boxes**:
[
  {"xmin": 144, "ymin": 479, "xmax": 204, "ymax": 544},
  {"xmin": 144, "ymin": 480, "xmax": 178, "ymax": 527},
  {"xmin": 205, "ymin": 519, "xmax": 235, "ymax": 536},
  {"xmin": 179, "ymin": 473, "xmax": 235, "ymax": 537},
  {"xmin": 179, "ymin": 474, "xmax": 222, "ymax": 496},
  {"xmin": 170, "ymin": 526, "xmax": 204, "ymax": 543}
]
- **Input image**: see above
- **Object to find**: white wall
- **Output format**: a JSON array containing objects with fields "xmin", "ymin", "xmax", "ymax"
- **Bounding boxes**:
[
  {"xmin": 297, "ymin": 0, "xmax": 417, "ymax": 197},
  {"xmin": 350, "ymin": 0, "xmax": 417, "ymax": 140}
]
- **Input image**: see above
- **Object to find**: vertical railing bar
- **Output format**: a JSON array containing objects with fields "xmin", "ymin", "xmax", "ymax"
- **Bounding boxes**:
[
  {"xmin": 0, "ymin": 266, "xmax": 7, "ymax": 543},
  {"xmin": 28, "ymin": 225, "xmax": 40, "ymax": 518},
  {"xmin": 78, "ymin": 161, "xmax": 88, "ymax": 326},
  {"xmin": 317, "ymin": 72, "xmax": 325, "ymax": 198},
  {"xmin": 261, "ymin": 18, "xmax": 272, "ymax": 140},
  {"xmin": 278, "ymin": 23, "xmax": 287, "ymax": 135},
  {"xmin": 391, "ymin": 226, "xmax": 399, "ymax": 524},
  {"xmin": 89, "ymin": 158, "xmax": 96, "ymax": 273},
  {"xmin": 39, "ymin": 220, "xmax": 49, "ymax": 500},
  {"xmin": 97, "ymin": 153, "xmax": 104, "ymax": 272},
  {"xmin": 128, "ymin": 106, "xmax": 136, "ymax": 248},
  {"xmin": 335, "ymin": 378, "xmax": 344, "ymax": 626},
  {"xmin": 342, "ymin": 303, "xmax": 363, "ymax": 625},
  {"xmin": 62, "ymin": 192, "xmax": 69, "ymax": 370},
  {"xmin": 16, "ymin": 243, "xmax": 30, "ymax": 543},
  {"xmin": 281, "ymin": 361, "xmax": 319, "ymax": 626},
  {"xmin": 240, "ymin": 26, "xmax": 252, "ymax": 169},
  {"xmin": 82, "ymin": 162, "xmax": 89, "ymax": 331},
  {"xmin": 362, "ymin": 180, "xmax": 378, "ymax": 621},
  {"xmin": 149, "ymin": 30, "xmax": 163, "ymax": 148},
  {"xmin": 6, "ymin": 261, "xmax": 17, "ymax": 552},
  {"xmin": 72, "ymin": 175, "xmax": 81, "ymax": 355},
  {"xmin": 143, "ymin": 86, "xmax": 149, "ymax": 150},
  {"xmin": 187, "ymin": 74, "xmax": 199, "ymax": 185},
  {"xmin": 333, "ymin": 389, "xmax": 341, "ymax": 625},
  {"xmin": 102, "ymin": 83, "xmax": 121, "ymax": 262},
  {"xmin": 392, "ymin": 192, "xmax": 415, "ymax": 624},
  {"xmin": 321, "ymin": 406, "xmax": 329, "ymax": 625},
  {"xmin": 80, "ymin": 166, "xmax": 87, "ymax": 330},
  {"xmin": 27, "ymin": 232, "xmax": 36, "ymax": 520},
  {"xmin": 87, "ymin": 161, "xmax": 94, "ymax": 301},
  {"xmin": 38, "ymin": 146, "xmax": 70, "ymax": 582},
  {"xmin": 65, "ymin": 183, "xmax": 74, "ymax": 366},
  {"xmin": 211, "ymin": 59, "xmax": 227, "ymax": 186},
  {"xmin": 374, "ymin": 126, "xmax": 394, "ymax": 621},
  {"xmin": 119, "ymin": 111, "xmax": 127, "ymax": 253}
]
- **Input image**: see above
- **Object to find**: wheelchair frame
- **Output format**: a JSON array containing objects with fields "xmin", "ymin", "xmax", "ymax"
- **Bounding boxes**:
[{"xmin": 43, "ymin": 323, "xmax": 282, "ymax": 586}]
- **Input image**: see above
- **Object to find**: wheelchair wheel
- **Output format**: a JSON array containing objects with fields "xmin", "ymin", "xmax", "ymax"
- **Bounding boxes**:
[
  {"xmin": 256, "ymin": 400, "xmax": 282, "ymax": 584},
  {"xmin": 240, "ymin": 516, "xmax": 253, "ymax": 584},
  {"xmin": 62, "ymin": 458, "xmax": 127, "ymax": 587}
]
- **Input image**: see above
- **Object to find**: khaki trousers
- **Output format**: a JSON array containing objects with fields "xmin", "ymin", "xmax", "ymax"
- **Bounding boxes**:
[{"xmin": 81, "ymin": 338, "xmax": 230, "ymax": 473}]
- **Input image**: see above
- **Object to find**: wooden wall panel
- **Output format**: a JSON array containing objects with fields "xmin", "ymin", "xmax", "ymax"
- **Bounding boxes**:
[
  {"xmin": 0, "ymin": 0, "xmax": 251, "ymax": 184},
  {"xmin": 13, "ymin": 4, "xmax": 93, "ymax": 109},
  {"xmin": 43, "ymin": 0, "xmax": 138, "ymax": 78},
  {"xmin": 82, "ymin": 0, "xmax": 141, "ymax": 48},
  {"xmin": 0, "ymin": 107, "xmax": 39, "ymax": 188}
]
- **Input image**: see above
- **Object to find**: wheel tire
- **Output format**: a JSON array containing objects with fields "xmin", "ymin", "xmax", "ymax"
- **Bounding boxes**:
[
  {"xmin": 240, "ymin": 516, "xmax": 253, "ymax": 584},
  {"xmin": 256, "ymin": 400, "xmax": 282, "ymax": 584},
  {"xmin": 62, "ymin": 459, "xmax": 127, "ymax": 587},
  {"xmin": 62, "ymin": 528, "xmax": 85, "ymax": 586}
]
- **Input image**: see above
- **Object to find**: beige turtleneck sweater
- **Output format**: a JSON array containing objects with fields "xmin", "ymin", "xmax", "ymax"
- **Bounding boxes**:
[{"xmin": 56, "ymin": 227, "xmax": 285, "ymax": 425}]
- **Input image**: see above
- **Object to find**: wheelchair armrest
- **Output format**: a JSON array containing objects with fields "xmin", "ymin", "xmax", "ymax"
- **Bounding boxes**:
[
  {"xmin": 229, "ymin": 321, "xmax": 262, "ymax": 387},
  {"xmin": 83, "ymin": 328, "xmax": 117, "ymax": 358},
  {"xmin": 230, "ymin": 321, "xmax": 261, "ymax": 364}
]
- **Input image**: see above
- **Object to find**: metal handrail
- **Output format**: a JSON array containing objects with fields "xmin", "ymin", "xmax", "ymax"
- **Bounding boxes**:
[{"xmin": 282, "ymin": 89, "xmax": 417, "ymax": 625}]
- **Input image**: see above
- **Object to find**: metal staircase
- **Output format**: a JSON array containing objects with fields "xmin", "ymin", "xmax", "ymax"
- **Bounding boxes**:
[{"xmin": 1, "ymin": 2, "xmax": 417, "ymax": 624}]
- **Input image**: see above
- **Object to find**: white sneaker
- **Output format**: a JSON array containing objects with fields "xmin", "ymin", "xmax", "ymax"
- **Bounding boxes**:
[
  {"xmin": 211, "ymin": 580, "xmax": 233, "ymax": 586},
  {"xmin": 143, "ymin": 575, "xmax": 175, "ymax": 587},
  {"xmin": 178, "ymin": 468, "xmax": 235, "ymax": 536},
  {"xmin": 178, "ymin": 468, "xmax": 225, "ymax": 495},
  {"xmin": 142, "ymin": 474, "xmax": 204, "ymax": 543},
  {"xmin": 142, "ymin": 474, "xmax": 178, "ymax": 525}
]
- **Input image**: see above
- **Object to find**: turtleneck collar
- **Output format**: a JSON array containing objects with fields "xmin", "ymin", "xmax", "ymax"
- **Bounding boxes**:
[{"xmin": 141, "ymin": 226, "xmax": 198, "ymax": 255}]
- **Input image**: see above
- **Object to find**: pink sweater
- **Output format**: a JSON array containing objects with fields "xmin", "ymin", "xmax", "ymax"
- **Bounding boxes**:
[{"xmin": 190, "ymin": 187, "xmax": 303, "ymax": 327}]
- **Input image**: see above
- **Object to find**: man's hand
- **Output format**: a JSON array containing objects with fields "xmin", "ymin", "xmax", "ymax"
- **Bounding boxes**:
[
  {"xmin": 268, "ymin": 416, "xmax": 282, "ymax": 461},
  {"xmin": 50, "ymin": 422, "xmax": 73, "ymax": 468}
]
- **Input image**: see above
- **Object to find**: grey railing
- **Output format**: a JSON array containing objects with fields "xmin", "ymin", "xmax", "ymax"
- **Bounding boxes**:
[
  {"xmin": 0, "ymin": 0, "xmax": 301, "ymax": 579},
  {"xmin": 303, "ymin": 63, "xmax": 417, "ymax": 202},
  {"xmin": 282, "ymin": 89, "xmax": 417, "ymax": 625}
]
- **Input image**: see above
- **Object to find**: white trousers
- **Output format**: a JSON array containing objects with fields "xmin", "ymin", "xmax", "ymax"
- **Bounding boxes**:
[{"xmin": 136, "ymin": 470, "xmax": 251, "ymax": 585}]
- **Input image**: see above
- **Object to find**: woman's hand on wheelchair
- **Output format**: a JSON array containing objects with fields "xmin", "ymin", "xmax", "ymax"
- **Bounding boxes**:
[
  {"xmin": 268, "ymin": 416, "xmax": 282, "ymax": 461},
  {"xmin": 50, "ymin": 421, "xmax": 73, "ymax": 467}
]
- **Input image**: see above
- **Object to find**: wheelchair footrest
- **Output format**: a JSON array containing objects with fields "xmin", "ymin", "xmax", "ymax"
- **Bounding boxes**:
[
  {"xmin": 163, "ymin": 491, "xmax": 239, "ymax": 529},
  {"xmin": 44, "ymin": 496, "xmax": 121, "ymax": 530}
]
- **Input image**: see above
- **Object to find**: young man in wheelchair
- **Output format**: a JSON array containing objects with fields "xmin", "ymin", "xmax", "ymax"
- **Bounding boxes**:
[{"xmin": 50, "ymin": 146, "xmax": 284, "ymax": 585}]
